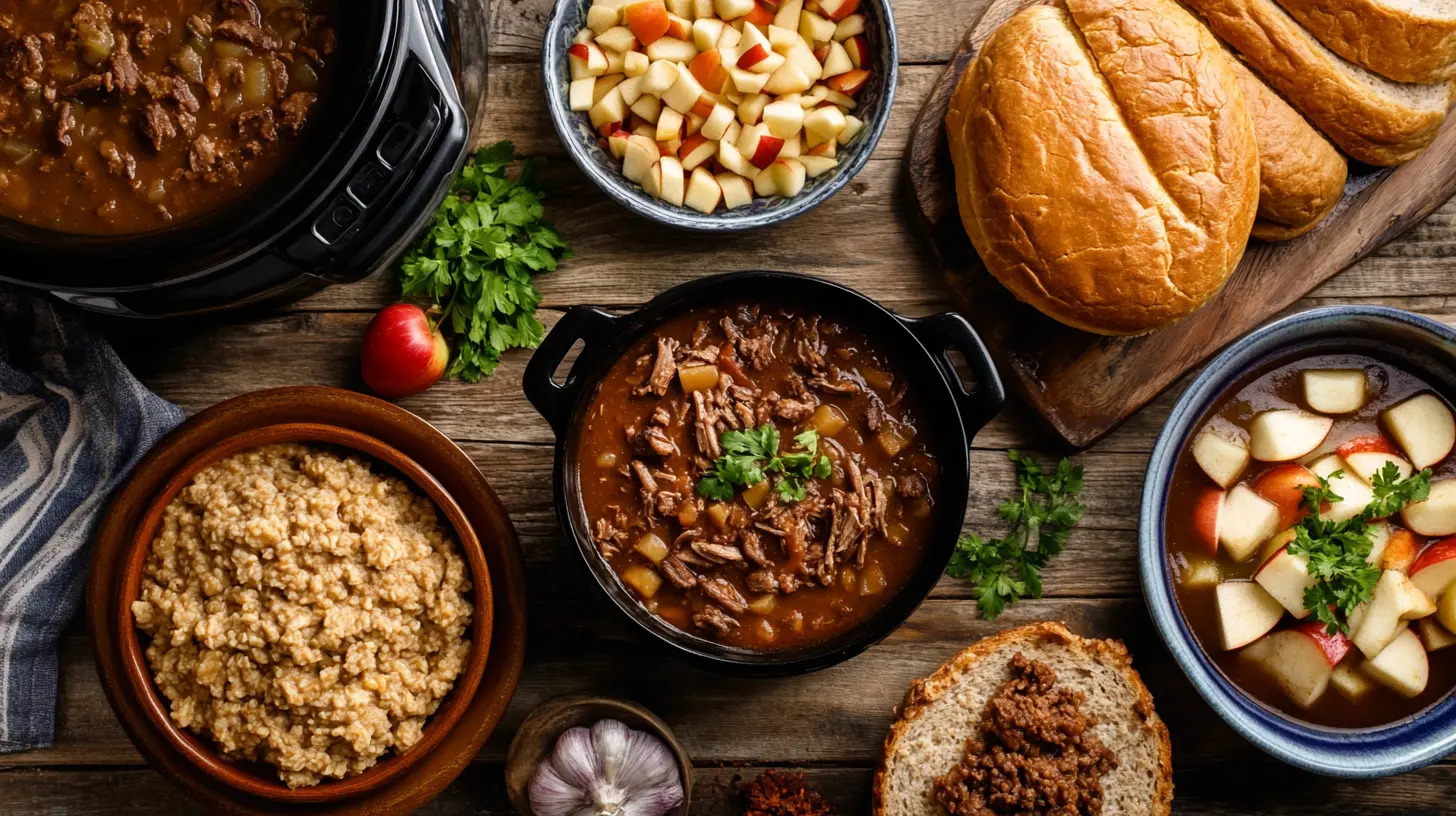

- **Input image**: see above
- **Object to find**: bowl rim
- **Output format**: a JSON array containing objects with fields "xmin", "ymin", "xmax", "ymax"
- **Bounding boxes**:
[
  {"xmin": 540, "ymin": 0, "xmax": 899, "ymax": 232},
  {"xmin": 526, "ymin": 271, "xmax": 1005, "ymax": 676},
  {"xmin": 1139, "ymin": 304, "xmax": 1456, "ymax": 778},
  {"xmin": 117, "ymin": 422, "xmax": 494, "ymax": 803}
]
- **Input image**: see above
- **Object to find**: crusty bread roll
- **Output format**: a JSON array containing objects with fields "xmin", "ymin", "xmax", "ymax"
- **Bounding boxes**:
[
  {"xmin": 873, "ymin": 622, "xmax": 1174, "ymax": 816},
  {"xmin": 1184, "ymin": 0, "xmax": 1454, "ymax": 166},
  {"xmin": 945, "ymin": 0, "xmax": 1260, "ymax": 336},
  {"xmin": 1225, "ymin": 57, "xmax": 1348, "ymax": 241},
  {"xmin": 1276, "ymin": 0, "xmax": 1456, "ymax": 84}
]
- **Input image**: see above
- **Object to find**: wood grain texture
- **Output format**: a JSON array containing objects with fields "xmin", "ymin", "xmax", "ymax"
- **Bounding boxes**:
[{"xmin": 905, "ymin": 0, "xmax": 1456, "ymax": 447}]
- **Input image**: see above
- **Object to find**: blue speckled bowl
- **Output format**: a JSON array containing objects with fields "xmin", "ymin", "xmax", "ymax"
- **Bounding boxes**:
[
  {"xmin": 542, "ymin": 0, "xmax": 897, "ymax": 231},
  {"xmin": 1140, "ymin": 305, "xmax": 1456, "ymax": 778}
]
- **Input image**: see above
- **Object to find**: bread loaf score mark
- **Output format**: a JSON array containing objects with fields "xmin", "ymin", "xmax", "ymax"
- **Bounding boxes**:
[{"xmin": 947, "ymin": 0, "xmax": 1259, "ymax": 336}]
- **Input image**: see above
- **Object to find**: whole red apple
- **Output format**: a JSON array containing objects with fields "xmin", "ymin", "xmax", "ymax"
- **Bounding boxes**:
[{"xmin": 361, "ymin": 303, "xmax": 449, "ymax": 398}]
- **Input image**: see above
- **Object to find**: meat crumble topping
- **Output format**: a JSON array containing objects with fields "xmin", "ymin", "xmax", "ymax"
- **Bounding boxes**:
[{"xmin": 934, "ymin": 654, "xmax": 1119, "ymax": 816}]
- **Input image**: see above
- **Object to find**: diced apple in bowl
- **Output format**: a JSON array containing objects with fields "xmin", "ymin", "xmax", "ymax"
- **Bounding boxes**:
[
  {"xmin": 1417, "ymin": 616, "xmax": 1456, "ymax": 651},
  {"xmin": 1254, "ymin": 544, "xmax": 1317, "ymax": 619},
  {"xmin": 1251, "ymin": 464, "xmax": 1321, "ymax": 529},
  {"xmin": 1361, "ymin": 628, "xmax": 1430, "ymax": 698},
  {"xmin": 1303, "ymin": 369, "xmax": 1368, "ymax": 414},
  {"xmin": 1249, "ymin": 409, "xmax": 1333, "ymax": 462},
  {"xmin": 1330, "ymin": 662, "xmax": 1376, "ymax": 702},
  {"xmin": 1309, "ymin": 455, "xmax": 1377, "ymax": 523},
  {"xmin": 1384, "ymin": 393, "xmax": 1455, "ymax": 470},
  {"xmin": 1242, "ymin": 621, "xmax": 1351, "ymax": 708},
  {"xmin": 1403, "ymin": 480, "xmax": 1456, "ymax": 537},
  {"xmin": 1350, "ymin": 569, "xmax": 1436, "ymax": 660},
  {"xmin": 1410, "ymin": 537, "xmax": 1456, "ymax": 599},
  {"xmin": 1217, "ymin": 484, "xmax": 1281, "ymax": 562},
  {"xmin": 1192, "ymin": 487, "xmax": 1225, "ymax": 556},
  {"xmin": 1192, "ymin": 427, "xmax": 1250, "ymax": 488},
  {"xmin": 1344, "ymin": 450, "xmax": 1414, "ymax": 485},
  {"xmin": 1216, "ymin": 580, "xmax": 1286, "ymax": 650}
]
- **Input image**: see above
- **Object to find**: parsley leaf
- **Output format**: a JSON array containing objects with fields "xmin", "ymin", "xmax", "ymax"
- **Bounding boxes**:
[
  {"xmin": 397, "ymin": 141, "xmax": 572, "ymax": 382},
  {"xmin": 695, "ymin": 424, "xmax": 831, "ymax": 503},
  {"xmin": 1288, "ymin": 466, "xmax": 1432, "ymax": 634},
  {"xmin": 946, "ymin": 451, "xmax": 1085, "ymax": 619}
]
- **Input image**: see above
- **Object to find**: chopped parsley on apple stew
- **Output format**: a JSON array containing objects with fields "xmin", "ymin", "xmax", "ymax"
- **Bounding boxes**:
[
  {"xmin": 576, "ymin": 303, "xmax": 939, "ymax": 650},
  {"xmin": 1167, "ymin": 353, "xmax": 1456, "ymax": 727}
]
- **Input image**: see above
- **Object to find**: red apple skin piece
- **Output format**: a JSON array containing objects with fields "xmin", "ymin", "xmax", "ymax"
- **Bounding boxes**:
[
  {"xmin": 1193, "ymin": 487, "xmax": 1224, "ymax": 556},
  {"xmin": 690, "ymin": 50, "xmax": 729, "ymax": 93},
  {"xmin": 1338, "ymin": 435, "xmax": 1398, "ymax": 458},
  {"xmin": 738, "ymin": 43, "xmax": 770, "ymax": 69},
  {"xmin": 843, "ymin": 34, "xmax": 870, "ymax": 68},
  {"xmin": 825, "ymin": 67, "xmax": 869, "ymax": 95},
  {"xmin": 743, "ymin": 1, "xmax": 775, "ymax": 25},
  {"xmin": 749, "ymin": 134, "xmax": 785, "ymax": 168},
  {"xmin": 1411, "ymin": 537, "xmax": 1456, "ymax": 597},
  {"xmin": 1251, "ymin": 464, "xmax": 1322, "ymax": 529},
  {"xmin": 625, "ymin": 1, "xmax": 671, "ymax": 46},
  {"xmin": 1383, "ymin": 528, "xmax": 1421, "ymax": 574},
  {"xmin": 820, "ymin": 0, "xmax": 861, "ymax": 20},
  {"xmin": 361, "ymin": 304, "xmax": 448, "ymax": 399},
  {"xmin": 1291, "ymin": 620, "xmax": 1353, "ymax": 667}
]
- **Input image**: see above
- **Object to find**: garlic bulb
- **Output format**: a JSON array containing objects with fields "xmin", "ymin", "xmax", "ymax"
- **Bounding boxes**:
[{"xmin": 528, "ymin": 719, "xmax": 684, "ymax": 816}]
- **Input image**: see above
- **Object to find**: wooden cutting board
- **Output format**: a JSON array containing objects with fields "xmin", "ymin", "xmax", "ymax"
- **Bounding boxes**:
[{"xmin": 906, "ymin": 0, "xmax": 1456, "ymax": 448}]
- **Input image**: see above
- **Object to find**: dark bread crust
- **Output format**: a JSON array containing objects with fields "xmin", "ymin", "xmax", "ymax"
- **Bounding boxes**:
[
  {"xmin": 871, "ymin": 621, "xmax": 1174, "ymax": 816},
  {"xmin": 945, "ymin": 1, "xmax": 1260, "ymax": 335},
  {"xmin": 1278, "ymin": 0, "xmax": 1456, "ymax": 84}
]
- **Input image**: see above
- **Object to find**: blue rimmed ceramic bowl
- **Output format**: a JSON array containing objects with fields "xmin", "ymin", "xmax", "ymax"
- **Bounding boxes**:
[
  {"xmin": 1140, "ymin": 305, "xmax": 1456, "ymax": 778},
  {"xmin": 542, "ymin": 0, "xmax": 897, "ymax": 231}
]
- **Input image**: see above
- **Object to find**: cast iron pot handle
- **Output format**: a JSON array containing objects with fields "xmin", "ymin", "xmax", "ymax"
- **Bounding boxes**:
[
  {"xmin": 902, "ymin": 312, "xmax": 1005, "ymax": 435},
  {"xmin": 524, "ymin": 307, "xmax": 619, "ymax": 437}
]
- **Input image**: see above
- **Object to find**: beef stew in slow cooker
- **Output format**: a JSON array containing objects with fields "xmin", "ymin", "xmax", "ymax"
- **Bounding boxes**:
[
  {"xmin": 576, "ymin": 303, "xmax": 941, "ymax": 651},
  {"xmin": 0, "ymin": 0, "xmax": 337, "ymax": 235}
]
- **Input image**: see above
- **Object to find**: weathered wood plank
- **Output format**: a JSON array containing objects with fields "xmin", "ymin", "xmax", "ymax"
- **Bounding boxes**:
[
  {"xmin": 7, "ymin": 762, "xmax": 1456, "ymax": 815},
  {"xmin": 484, "ymin": 0, "xmax": 992, "ymax": 66}
]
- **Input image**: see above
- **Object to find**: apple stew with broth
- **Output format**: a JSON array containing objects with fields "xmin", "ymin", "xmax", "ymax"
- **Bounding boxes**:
[
  {"xmin": 1166, "ymin": 353, "xmax": 1456, "ymax": 727},
  {"xmin": 576, "ymin": 303, "xmax": 939, "ymax": 651}
]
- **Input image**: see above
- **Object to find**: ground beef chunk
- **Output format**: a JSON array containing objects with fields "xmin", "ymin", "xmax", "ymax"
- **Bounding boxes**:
[
  {"xmin": 934, "ymin": 654, "xmax": 1118, "ymax": 816},
  {"xmin": 224, "ymin": 0, "xmax": 264, "ymax": 25},
  {"xmin": 188, "ymin": 134, "xmax": 218, "ymax": 171},
  {"xmin": 214, "ymin": 19, "xmax": 279, "ymax": 51},
  {"xmin": 898, "ymin": 472, "xmax": 929, "ymax": 500},
  {"xmin": 693, "ymin": 605, "xmax": 738, "ymax": 635},
  {"xmin": 187, "ymin": 14, "xmax": 213, "ymax": 39},
  {"xmin": 7, "ymin": 35, "xmax": 46, "ymax": 79},
  {"xmin": 72, "ymin": 2, "xmax": 115, "ymax": 67},
  {"xmin": 237, "ymin": 107, "xmax": 277, "ymax": 142},
  {"xmin": 109, "ymin": 33, "xmax": 141, "ymax": 94},
  {"xmin": 97, "ymin": 140, "xmax": 135, "ymax": 179},
  {"xmin": 162, "ymin": 75, "xmax": 200, "ymax": 112},
  {"xmin": 138, "ymin": 101, "xmax": 175, "ymax": 151},
  {"xmin": 62, "ymin": 73, "xmax": 112, "ymax": 96},
  {"xmin": 53, "ymin": 101, "xmax": 76, "ymax": 148},
  {"xmin": 744, "ymin": 770, "xmax": 837, "ymax": 816},
  {"xmin": 278, "ymin": 91, "xmax": 315, "ymax": 134}
]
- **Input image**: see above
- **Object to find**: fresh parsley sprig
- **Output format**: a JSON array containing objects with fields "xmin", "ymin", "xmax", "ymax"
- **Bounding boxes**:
[
  {"xmin": 1289, "ymin": 463, "xmax": 1432, "ymax": 634},
  {"xmin": 946, "ymin": 451, "xmax": 1085, "ymax": 619},
  {"xmin": 696, "ymin": 425, "xmax": 832, "ymax": 504},
  {"xmin": 398, "ymin": 141, "xmax": 572, "ymax": 381}
]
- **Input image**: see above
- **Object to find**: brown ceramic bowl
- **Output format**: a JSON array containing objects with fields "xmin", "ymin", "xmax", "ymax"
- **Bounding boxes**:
[{"xmin": 116, "ymin": 421, "xmax": 493, "ymax": 804}]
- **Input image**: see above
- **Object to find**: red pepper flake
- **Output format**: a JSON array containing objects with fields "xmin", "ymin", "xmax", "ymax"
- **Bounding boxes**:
[{"xmin": 744, "ymin": 770, "xmax": 838, "ymax": 816}]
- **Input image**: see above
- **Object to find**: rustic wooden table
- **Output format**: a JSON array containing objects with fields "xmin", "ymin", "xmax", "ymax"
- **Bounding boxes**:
[{"xmin": 5, "ymin": 0, "xmax": 1456, "ymax": 812}]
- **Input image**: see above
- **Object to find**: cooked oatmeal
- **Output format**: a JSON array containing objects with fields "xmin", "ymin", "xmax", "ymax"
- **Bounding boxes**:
[{"xmin": 130, "ymin": 443, "xmax": 473, "ymax": 788}]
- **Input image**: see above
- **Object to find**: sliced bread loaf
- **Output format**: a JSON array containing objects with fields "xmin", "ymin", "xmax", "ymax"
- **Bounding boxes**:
[
  {"xmin": 1184, "ymin": 0, "xmax": 1454, "ymax": 165},
  {"xmin": 1276, "ymin": 0, "xmax": 1456, "ymax": 84},
  {"xmin": 872, "ymin": 622, "xmax": 1173, "ymax": 816},
  {"xmin": 1224, "ymin": 56, "xmax": 1348, "ymax": 240}
]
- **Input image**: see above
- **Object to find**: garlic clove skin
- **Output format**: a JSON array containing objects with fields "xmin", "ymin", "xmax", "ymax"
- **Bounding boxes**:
[
  {"xmin": 620, "ymin": 781, "xmax": 685, "ymax": 815},
  {"xmin": 551, "ymin": 726, "xmax": 604, "ymax": 791},
  {"xmin": 616, "ymin": 729, "xmax": 681, "ymax": 793},
  {"xmin": 591, "ymin": 719, "xmax": 632, "ymax": 786},
  {"xmin": 528, "ymin": 760, "xmax": 592, "ymax": 816}
]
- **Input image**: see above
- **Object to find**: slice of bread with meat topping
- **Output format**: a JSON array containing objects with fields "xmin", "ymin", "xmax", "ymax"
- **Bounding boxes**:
[{"xmin": 872, "ymin": 621, "xmax": 1173, "ymax": 816}]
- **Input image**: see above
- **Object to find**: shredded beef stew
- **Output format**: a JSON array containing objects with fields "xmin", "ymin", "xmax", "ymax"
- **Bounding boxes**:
[
  {"xmin": 577, "ymin": 303, "xmax": 940, "ymax": 650},
  {"xmin": 0, "ymin": 0, "xmax": 336, "ymax": 234}
]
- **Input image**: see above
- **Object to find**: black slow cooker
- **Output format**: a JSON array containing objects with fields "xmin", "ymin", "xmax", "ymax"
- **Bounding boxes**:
[{"xmin": 0, "ymin": 0, "xmax": 477, "ymax": 318}]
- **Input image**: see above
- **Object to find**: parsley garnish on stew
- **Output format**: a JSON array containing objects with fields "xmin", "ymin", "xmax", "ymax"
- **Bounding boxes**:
[
  {"xmin": 946, "ymin": 451, "xmax": 1085, "ymax": 620},
  {"xmin": 1290, "ymin": 463, "xmax": 1432, "ymax": 634},
  {"xmin": 398, "ymin": 141, "xmax": 572, "ymax": 381},
  {"xmin": 696, "ymin": 425, "xmax": 832, "ymax": 504}
]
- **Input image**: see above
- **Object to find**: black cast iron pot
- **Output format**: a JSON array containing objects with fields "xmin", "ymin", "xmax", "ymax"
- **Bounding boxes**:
[{"xmin": 523, "ymin": 272, "xmax": 1006, "ymax": 676}]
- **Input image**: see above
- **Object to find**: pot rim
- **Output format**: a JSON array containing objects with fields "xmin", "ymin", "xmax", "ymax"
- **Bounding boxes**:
[
  {"xmin": 1139, "ymin": 304, "xmax": 1456, "ymax": 777},
  {"xmin": 527, "ymin": 271, "xmax": 1003, "ymax": 676}
]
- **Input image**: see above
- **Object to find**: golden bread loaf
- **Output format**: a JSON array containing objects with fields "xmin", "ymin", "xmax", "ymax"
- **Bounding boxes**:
[
  {"xmin": 1224, "ymin": 57, "xmax": 1348, "ymax": 241},
  {"xmin": 945, "ymin": 0, "xmax": 1260, "ymax": 336},
  {"xmin": 1277, "ymin": 0, "xmax": 1456, "ymax": 84}
]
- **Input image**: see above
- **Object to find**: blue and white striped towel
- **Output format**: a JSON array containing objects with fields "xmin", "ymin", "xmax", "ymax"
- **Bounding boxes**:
[{"xmin": 0, "ymin": 293, "xmax": 183, "ymax": 753}]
